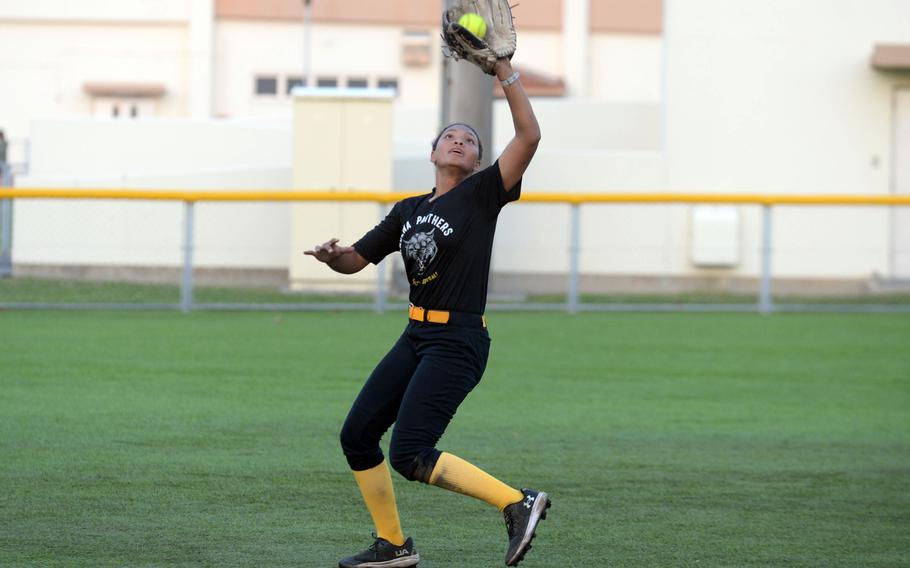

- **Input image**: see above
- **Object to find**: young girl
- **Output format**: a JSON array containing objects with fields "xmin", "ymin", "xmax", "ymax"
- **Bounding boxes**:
[{"xmin": 306, "ymin": 56, "xmax": 548, "ymax": 568}]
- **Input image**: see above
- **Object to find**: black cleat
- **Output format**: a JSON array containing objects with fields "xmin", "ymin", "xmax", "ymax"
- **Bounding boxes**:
[
  {"xmin": 338, "ymin": 535, "xmax": 420, "ymax": 568},
  {"xmin": 503, "ymin": 488, "xmax": 551, "ymax": 566}
]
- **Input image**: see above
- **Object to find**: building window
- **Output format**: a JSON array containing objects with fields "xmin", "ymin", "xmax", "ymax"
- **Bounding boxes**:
[
  {"xmin": 92, "ymin": 97, "xmax": 155, "ymax": 119},
  {"xmin": 286, "ymin": 76, "xmax": 306, "ymax": 94},
  {"xmin": 347, "ymin": 77, "xmax": 369, "ymax": 89},
  {"xmin": 317, "ymin": 77, "xmax": 338, "ymax": 88},
  {"xmin": 255, "ymin": 76, "xmax": 278, "ymax": 95},
  {"xmin": 378, "ymin": 78, "xmax": 399, "ymax": 94},
  {"xmin": 402, "ymin": 30, "xmax": 432, "ymax": 67}
]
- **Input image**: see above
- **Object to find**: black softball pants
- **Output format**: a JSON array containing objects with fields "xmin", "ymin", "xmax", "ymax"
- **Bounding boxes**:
[{"xmin": 340, "ymin": 317, "xmax": 490, "ymax": 482}]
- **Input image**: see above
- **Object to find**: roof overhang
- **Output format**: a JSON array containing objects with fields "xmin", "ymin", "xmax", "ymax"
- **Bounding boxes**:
[
  {"xmin": 871, "ymin": 44, "xmax": 910, "ymax": 71},
  {"xmin": 83, "ymin": 82, "xmax": 167, "ymax": 98}
]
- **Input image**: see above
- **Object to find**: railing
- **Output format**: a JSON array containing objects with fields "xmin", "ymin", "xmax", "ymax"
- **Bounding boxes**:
[{"xmin": 2, "ymin": 187, "xmax": 910, "ymax": 313}]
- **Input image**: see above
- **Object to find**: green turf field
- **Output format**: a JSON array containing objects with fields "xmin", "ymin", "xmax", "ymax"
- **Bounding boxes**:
[{"xmin": 2, "ymin": 311, "xmax": 908, "ymax": 567}]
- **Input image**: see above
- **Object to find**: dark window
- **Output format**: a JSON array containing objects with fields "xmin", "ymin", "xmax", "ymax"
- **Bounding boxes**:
[
  {"xmin": 348, "ymin": 77, "xmax": 369, "ymax": 89},
  {"xmin": 286, "ymin": 76, "xmax": 306, "ymax": 94},
  {"xmin": 255, "ymin": 76, "xmax": 278, "ymax": 95},
  {"xmin": 130, "ymin": 105, "xmax": 138, "ymax": 118},
  {"xmin": 112, "ymin": 105, "xmax": 120, "ymax": 118},
  {"xmin": 317, "ymin": 77, "xmax": 338, "ymax": 88},
  {"xmin": 378, "ymin": 78, "xmax": 399, "ymax": 94}
]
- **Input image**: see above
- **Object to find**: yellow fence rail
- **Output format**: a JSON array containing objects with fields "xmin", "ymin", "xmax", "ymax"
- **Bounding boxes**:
[{"xmin": 3, "ymin": 187, "xmax": 910, "ymax": 206}]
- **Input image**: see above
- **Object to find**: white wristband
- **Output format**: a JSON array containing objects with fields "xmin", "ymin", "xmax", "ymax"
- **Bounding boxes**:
[{"xmin": 500, "ymin": 72, "xmax": 520, "ymax": 87}]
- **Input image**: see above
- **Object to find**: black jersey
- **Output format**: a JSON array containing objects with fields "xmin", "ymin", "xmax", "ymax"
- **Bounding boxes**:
[{"xmin": 354, "ymin": 160, "xmax": 521, "ymax": 314}]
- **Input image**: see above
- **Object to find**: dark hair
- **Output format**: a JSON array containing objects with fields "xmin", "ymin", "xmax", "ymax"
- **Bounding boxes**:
[{"xmin": 431, "ymin": 122, "xmax": 483, "ymax": 161}]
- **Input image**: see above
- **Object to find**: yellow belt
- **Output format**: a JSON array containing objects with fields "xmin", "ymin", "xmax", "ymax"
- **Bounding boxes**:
[{"xmin": 408, "ymin": 305, "xmax": 486, "ymax": 327}]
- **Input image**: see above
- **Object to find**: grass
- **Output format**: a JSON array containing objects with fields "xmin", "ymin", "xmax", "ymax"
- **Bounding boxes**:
[
  {"xmin": 3, "ymin": 277, "xmax": 910, "ymax": 307},
  {"xmin": 0, "ymin": 277, "xmax": 381, "ymax": 305},
  {"xmin": 1, "ymin": 311, "xmax": 909, "ymax": 567}
]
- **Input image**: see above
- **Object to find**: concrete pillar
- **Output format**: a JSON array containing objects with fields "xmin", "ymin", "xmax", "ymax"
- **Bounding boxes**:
[
  {"xmin": 563, "ymin": 0, "xmax": 590, "ymax": 98},
  {"xmin": 440, "ymin": 59, "xmax": 494, "ymax": 169},
  {"xmin": 188, "ymin": 0, "xmax": 214, "ymax": 118},
  {"xmin": 441, "ymin": 0, "xmax": 494, "ymax": 168}
]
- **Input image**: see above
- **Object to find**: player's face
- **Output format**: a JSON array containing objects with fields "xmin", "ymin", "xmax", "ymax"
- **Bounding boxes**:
[{"xmin": 432, "ymin": 126, "xmax": 481, "ymax": 172}]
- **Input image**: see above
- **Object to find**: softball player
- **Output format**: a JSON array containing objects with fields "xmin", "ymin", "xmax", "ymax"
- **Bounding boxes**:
[{"xmin": 306, "ymin": 55, "xmax": 548, "ymax": 568}]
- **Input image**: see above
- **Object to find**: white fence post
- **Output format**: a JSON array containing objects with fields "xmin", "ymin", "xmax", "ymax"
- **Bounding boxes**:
[
  {"xmin": 759, "ymin": 204, "xmax": 773, "ymax": 313},
  {"xmin": 180, "ymin": 201, "xmax": 195, "ymax": 313},
  {"xmin": 568, "ymin": 203, "xmax": 581, "ymax": 314},
  {"xmin": 0, "ymin": 165, "xmax": 12, "ymax": 278}
]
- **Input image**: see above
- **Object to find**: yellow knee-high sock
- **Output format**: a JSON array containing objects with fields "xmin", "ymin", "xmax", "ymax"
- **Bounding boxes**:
[
  {"xmin": 429, "ymin": 452, "xmax": 524, "ymax": 511},
  {"xmin": 352, "ymin": 461, "xmax": 406, "ymax": 546}
]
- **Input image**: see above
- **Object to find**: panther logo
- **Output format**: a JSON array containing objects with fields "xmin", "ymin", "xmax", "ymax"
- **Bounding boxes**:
[{"xmin": 404, "ymin": 229, "xmax": 438, "ymax": 275}]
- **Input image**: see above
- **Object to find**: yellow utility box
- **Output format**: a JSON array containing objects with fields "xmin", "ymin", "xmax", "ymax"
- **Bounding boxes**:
[{"xmin": 289, "ymin": 88, "xmax": 395, "ymax": 291}]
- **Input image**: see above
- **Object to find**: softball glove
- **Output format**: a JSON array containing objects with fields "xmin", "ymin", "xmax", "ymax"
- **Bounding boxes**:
[{"xmin": 442, "ymin": 0, "xmax": 517, "ymax": 75}]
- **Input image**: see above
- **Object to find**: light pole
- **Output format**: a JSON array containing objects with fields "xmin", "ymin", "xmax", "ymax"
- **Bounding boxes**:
[
  {"xmin": 440, "ymin": 0, "xmax": 493, "ymax": 168},
  {"xmin": 302, "ymin": 0, "xmax": 313, "ymax": 87}
]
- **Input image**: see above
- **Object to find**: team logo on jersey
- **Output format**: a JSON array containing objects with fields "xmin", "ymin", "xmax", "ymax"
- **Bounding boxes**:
[{"xmin": 403, "ymin": 229, "xmax": 438, "ymax": 275}]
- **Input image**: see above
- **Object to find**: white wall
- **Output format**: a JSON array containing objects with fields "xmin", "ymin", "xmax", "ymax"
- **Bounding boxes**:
[
  {"xmin": 590, "ymin": 34, "xmax": 663, "ymax": 102},
  {"xmin": 510, "ymin": 31, "xmax": 564, "ymax": 84},
  {"xmin": 15, "ymin": 118, "xmax": 292, "ymax": 269},
  {"xmin": 663, "ymin": 0, "xmax": 910, "ymax": 278},
  {"xmin": 665, "ymin": 0, "xmax": 904, "ymax": 195}
]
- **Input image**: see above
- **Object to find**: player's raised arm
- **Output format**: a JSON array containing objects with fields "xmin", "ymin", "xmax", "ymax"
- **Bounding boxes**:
[
  {"xmin": 441, "ymin": 0, "xmax": 540, "ymax": 192},
  {"xmin": 493, "ymin": 57, "xmax": 541, "ymax": 192},
  {"xmin": 304, "ymin": 238, "xmax": 369, "ymax": 274}
]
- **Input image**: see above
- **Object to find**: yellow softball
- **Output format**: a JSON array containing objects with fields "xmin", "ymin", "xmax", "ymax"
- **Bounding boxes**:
[{"xmin": 458, "ymin": 12, "xmax": 487, "ymax": 39}]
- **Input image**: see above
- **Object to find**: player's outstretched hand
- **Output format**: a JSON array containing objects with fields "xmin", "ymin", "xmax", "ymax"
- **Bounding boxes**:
[{"xmin": 304, "ymin": 238, "xmax": 354, "ymax": 263}]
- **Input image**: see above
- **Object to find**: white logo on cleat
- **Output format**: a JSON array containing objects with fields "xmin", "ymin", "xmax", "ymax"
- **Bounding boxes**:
[{"xmin": 523, "ymin": 495, "xmax": 535, "ymax": 508}]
